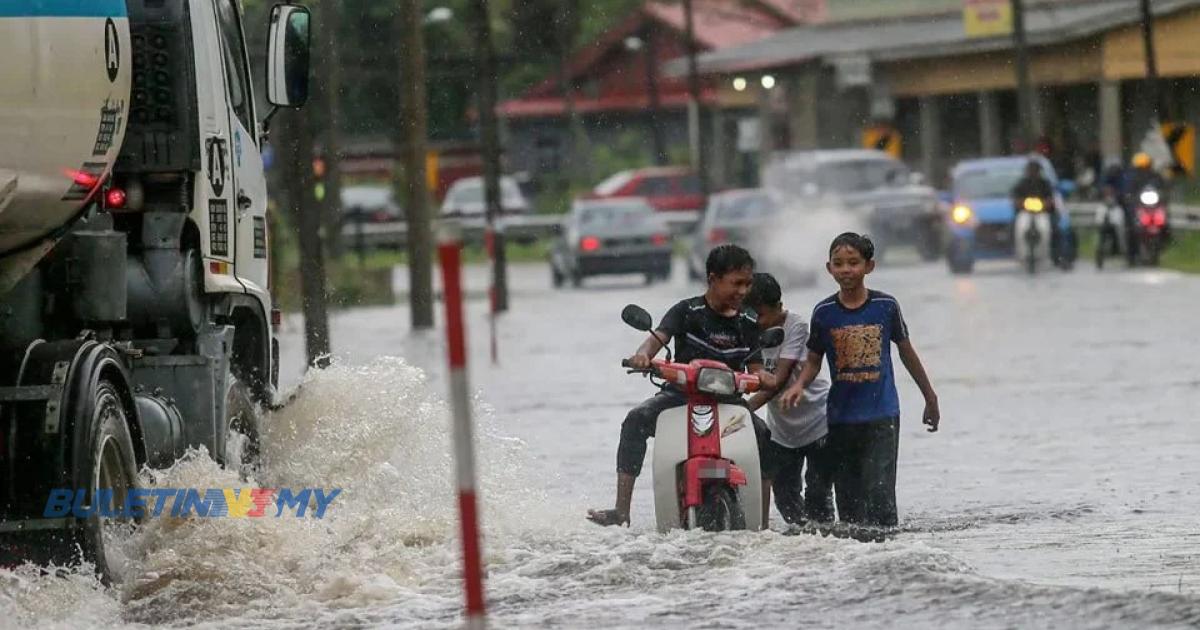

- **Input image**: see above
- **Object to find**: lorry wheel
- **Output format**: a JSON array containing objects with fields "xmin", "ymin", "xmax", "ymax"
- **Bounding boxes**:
[
  {"xmin": 696, "ymin": 484, "xmax": 746, "ymax": 532},
  {"xmin": 78, "ymin": 379, "xmax": 139, "ymax": 584},
  {"xmin": 222, "ymin": 375, "xmax": 261, "ymax": 478}
]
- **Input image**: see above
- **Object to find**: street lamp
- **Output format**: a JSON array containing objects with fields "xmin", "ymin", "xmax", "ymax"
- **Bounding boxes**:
[
  {"xmin": 624, "ymin": 36, "xmax": 644, "ymax": 52},
  {"xmin": 761, "ymin": 74, "xmax": 776, "ymax": 90},
  {"xmin": 733, "ymin": 76, "xmax": 747, "ymax": 91}
]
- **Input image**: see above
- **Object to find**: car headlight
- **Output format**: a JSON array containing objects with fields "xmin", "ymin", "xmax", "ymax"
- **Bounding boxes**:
[
  {"xmin": 1022, "ymin": 197, "xmax": 1044, "ymax": 213},
  {"xmin": 696, "ymin": 368, "xmax": 736, "ymax": 396},
  {"xmin": 1140, "ymin": 190, "xmax": 1160, "ymax": 206},
  {"xmin": 951, "ymin": 204, "xmax": 973, "ymax": 225}
]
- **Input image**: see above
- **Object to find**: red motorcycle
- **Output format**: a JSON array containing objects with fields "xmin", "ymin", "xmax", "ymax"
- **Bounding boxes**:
[
  {"xmin": 620, "ymin": 305, "xmax": 782, "ymax": 532},
  {"xmin": 1133, "ymin": 186, "xmax": 1169, "ymax": 266}
]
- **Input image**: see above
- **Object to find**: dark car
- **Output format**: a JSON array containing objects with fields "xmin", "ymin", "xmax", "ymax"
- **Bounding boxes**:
[
  {"xmin": 549, "ymin": 198, "xmax": 673, "ymax": 288},
  {"xmin": 590, "ymin": 166, "xmax": 705, "ymax": 212},
  {"xmin": 687, "ymin": 189, "xmax": 779, "ymax": 280},
  {"xmin": 762, "ymin": 149, "xmax": 942, "ymax": 260}
]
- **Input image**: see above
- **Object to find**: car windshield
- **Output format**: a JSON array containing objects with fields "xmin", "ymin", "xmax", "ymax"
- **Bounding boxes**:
[
  {"xmin": 577, "ymin": 203, "xmax": 654, "ymax": 227},
  {"xmin": 818, "ymin": 160, "xmax": 908, "ymax": 193},
  {"xmin": 449, "ymin": 179, "xmax": 523, "ymax": 205},
  {"xmin": 954, "ymin": 167, "xmax": 1026, "ymax": 199},
  {"xmin": 716, "ymin": 194, "xmax": 776, "ymax": 224}
]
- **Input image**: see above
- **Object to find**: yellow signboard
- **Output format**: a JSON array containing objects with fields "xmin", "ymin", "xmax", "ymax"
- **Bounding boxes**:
[
  {"xmin": 1162, "ymin": 122, "xmax": 1195, "ymax": 176},
  {"xmin": 426, "ymin": 151, "xmax": 439, "ymax": 193},
  {"xmin": 863, "ymin": 125, "xmax": 902, "ymax": 159},
  {"xmin": 964, "ymin": 0, "xmax": 1013, "ymax": 38}
]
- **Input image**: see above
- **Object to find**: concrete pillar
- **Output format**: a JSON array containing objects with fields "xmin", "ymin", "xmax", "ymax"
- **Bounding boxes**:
[
  {"xmin": 919, "ymin": 95, "xmax": 942, "ymax": 180},
  {"xmin": 758, "ymin": 86, "xmax": 774, "ymax": 172},
  {"xmin": 710, "ymin": 107, "xmax": 727, "ymax": 189},
  {"xmin": 978, "ymin": 90, "xmax": 1003, "ymax": 156},
  {"xmin": 786, "ymin": 66, "xmax": 820, "ymax": 150},
  {"xmin": 1099, "ymin": 80, "xmax": 1122, "ymax": 163}
]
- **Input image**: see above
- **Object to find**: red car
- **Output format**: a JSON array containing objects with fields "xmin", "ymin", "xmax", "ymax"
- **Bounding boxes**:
[{"xmin": 590, "ymin": 167, "xmax": 705, "ymax": 212}]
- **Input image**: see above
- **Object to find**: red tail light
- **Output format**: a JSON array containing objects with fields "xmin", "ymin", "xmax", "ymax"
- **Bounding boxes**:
[
  {"xmin": 651, "ymin": 233, "xmax": 669, "ymax": 246},
  {"xmin": 1139, "ymin": 210, "xmax": 1154, "ymax": 227},
  {"xmin": 105, "ymin": 187, "xmax": 127, "ymax": 209},
  {"xmin": 1153, "ymin": 209, "xmax": 1167, "ymax": 227},
  {"xmin": 580, "ymin": 236, "xmax": 601, "ymax": 252},
  {"xmin": 708, "ymin": 228, "xmax": 728, "ymax": 244}
]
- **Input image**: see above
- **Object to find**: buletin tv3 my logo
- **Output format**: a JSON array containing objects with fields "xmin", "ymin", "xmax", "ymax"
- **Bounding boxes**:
[{"xmin": 43, "ymin": 487, "xmax": 342, "ymax": 519}]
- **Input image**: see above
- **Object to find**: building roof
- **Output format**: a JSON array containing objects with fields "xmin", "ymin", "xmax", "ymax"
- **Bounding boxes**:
[
  {"xmin": 501, "ymin": 0, "xmax": 806, "ymax": 118},
  {"xmin": 674, "ymin": 0, "xmax": 1200, "ymax": 76}
]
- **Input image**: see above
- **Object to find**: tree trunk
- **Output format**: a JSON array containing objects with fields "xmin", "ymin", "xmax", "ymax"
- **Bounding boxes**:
[{"xmin": 398, "ymin": 0, "xmax": 435, "ymax": 329}]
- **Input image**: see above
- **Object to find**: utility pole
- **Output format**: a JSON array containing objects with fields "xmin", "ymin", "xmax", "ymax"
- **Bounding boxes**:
[
  {"xmin": 318, "ymin": 0, "xmax": 344, "ymax": 259},
  {"xmin": 1139, "ymin": 0, "xmax": 1162, "ymax": 120},
  {"xmin": 470, "ymin": 0, "xmax": 508, "ymax": 313},
  {"xmin": 283, "ymin": 108, "xmax": 331, "ymax": 368},
  {"xmin": 681, "ymin": 0, "xmax": 709, "ymax": 194},
  {"xmin": 557, "ymin": 0, "xmax": 591, "ymax": 186},
  {"xmin": 642, "ymin": 28, "xmax": 667, "ymax": 165},
  {"xmin": 1010, "ymin": 0, "xmax": 1038, "ymax": 150},
  {"xmin": 398, "ymin": 0, "xmax": 434, "ymax": 329}
]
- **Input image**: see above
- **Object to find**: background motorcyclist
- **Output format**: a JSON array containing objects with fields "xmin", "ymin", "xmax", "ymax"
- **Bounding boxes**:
[
  {"xmin": 1124, "ymin": 152, "xmax": 1167, "ymax": 207},
  {"xmin": 1010, "ymin": 159, "xmax": 1061, "ymax": 261}
]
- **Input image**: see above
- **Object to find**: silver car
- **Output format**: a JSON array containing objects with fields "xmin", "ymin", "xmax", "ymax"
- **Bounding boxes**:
[
  {"xmin": 687, "ymin": 189, "xmax": 779, "ymax": 280},
  {"xmin": 550, "ymin": 198, "xmax": 673, "ymax": 288},
  {"xmin": 440, "ymin": 175, "xmax": 530, "ymax": 219},
  {"xmin": 762, "ymin": 149, "xmax": 943, "ymax": 260}
]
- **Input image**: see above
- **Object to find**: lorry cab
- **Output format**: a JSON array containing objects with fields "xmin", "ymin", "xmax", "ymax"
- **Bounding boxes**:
[{"xmin": 0, "ymin": 1, "xmax": 311, "ymax": 578}]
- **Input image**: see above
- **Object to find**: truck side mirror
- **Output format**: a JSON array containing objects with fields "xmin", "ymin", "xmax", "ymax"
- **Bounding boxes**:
[{"xmin": 267, "ymin": 4, "xmax": 311, "ymax": 108}]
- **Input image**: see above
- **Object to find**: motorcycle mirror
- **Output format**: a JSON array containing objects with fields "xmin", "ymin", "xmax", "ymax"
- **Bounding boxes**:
[
  {"xmin": 621, "ymin": 304, "xmax": 653, "ymax": 332},
  {"xmin": 760, "ymin": 327, "xmax": 785, "ymax": 348}
]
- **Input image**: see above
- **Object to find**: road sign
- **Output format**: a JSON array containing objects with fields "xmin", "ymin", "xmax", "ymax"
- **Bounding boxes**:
[
  {"xmin": 863, "ymin": 125, "xmax": 902, "ymax": 159},
  {"xmin": 964, "ymin": 0, "xmax": 1012, "ymax": 38},
  {"xmin": 1161, "ymin": 121, "xmax": 1195, "ymax": 176}
]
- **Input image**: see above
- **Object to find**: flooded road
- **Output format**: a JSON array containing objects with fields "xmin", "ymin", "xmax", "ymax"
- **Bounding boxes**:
[{"xmin": 3, "ymin": 258, "xmax": 1199, "ymax": 628}]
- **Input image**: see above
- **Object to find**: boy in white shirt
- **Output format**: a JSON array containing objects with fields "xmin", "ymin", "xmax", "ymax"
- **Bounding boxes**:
[{"xmin": 746, "ymin": 273, "xmax": 834, "ymax": 525}]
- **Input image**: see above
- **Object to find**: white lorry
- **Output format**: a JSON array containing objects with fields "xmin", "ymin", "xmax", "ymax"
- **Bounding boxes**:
[{"xmin": 0, "ymin": 0, "xmax": 311, "ymax": 579}]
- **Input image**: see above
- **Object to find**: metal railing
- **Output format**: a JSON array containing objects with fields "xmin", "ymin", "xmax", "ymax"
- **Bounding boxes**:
[{"xmin": 341, "ymin": 205, "xmax": 1198, "ymax": 250}]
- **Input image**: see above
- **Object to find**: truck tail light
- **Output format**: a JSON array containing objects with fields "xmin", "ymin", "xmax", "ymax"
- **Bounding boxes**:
[{"xmin": 580, "ymin": 236, "xmax": 601, "ymax": 252}]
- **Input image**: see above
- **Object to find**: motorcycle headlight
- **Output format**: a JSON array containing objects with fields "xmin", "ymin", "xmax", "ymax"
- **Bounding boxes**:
[
  {"xmin": 696, "ymin": 368, "xmax": 736, "ymax": 396},
  {"xmin": 1022, "ymin": 197, "xmax": 1044, "ymax": 213},
  {"xmin": 951, "ymin": 204, "xmax": 973, "ymax": 225},
  {"xmin": 1140, "ymin": 190, "xmax": 1160, "ymax": 206}
]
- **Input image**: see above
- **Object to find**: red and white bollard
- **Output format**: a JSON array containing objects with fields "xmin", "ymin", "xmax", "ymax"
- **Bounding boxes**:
[{"xmin": 437, "ymin": 222, "xmax": 487, "ymax": 629}]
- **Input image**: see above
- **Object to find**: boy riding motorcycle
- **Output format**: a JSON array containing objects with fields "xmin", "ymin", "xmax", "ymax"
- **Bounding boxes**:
[{"xmin": 587, "ymin": 245, "xmax": 775, "ymax": 527}]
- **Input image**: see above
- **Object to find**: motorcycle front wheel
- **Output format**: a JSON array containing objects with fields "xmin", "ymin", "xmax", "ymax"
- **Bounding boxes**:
[{"xmin": 695, "ymin": 484, "xmax": 746, "ymax": 532}]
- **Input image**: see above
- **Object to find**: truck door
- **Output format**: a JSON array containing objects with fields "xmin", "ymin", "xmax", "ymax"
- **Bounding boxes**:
[{"xmin": 213, "ymin": 0, "xmax": 268, "ymax": 297}]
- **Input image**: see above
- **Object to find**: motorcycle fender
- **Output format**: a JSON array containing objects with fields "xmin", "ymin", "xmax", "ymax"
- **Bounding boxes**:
[
  {"xmin": 717, "ymin": 405, "xmax": 763, "ymax": 532},
  {"xmin": 652, "ymin": 406, "xmax": 689, "ymax": 532},
  {"xmin": 651, "ymin": 404, "xmax": 764, "ymax": 532}
]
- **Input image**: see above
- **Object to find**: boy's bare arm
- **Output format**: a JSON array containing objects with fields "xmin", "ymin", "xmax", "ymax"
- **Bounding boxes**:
[
  {"xmin": 780, "ymin": 352, "xmax": 823, "ymax": 409},
  {"xmin": 747, "ymin": 357, "xmax": 797, "ymax": 410},
  {"xmin": 627, "ymin": 332, "xmax": 668, "ymax": 369},
  {"xmin": 897, "ymin": 339, "xmax": 941, "ymax": 432}
]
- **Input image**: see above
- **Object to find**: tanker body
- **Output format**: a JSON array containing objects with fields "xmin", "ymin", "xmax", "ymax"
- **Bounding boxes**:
[{"xmin": 0, "ymin": 0, "xmax": 312, "ymax": 580}]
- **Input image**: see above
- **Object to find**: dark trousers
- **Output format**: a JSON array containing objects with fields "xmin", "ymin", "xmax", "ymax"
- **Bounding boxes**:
[
  {"xmin": 827, "ymin": 419, "xmax": 899, "ymax": 528},
  {"xmin": 763, "ymin": 437, "xmax": 835, "ymax": 524},
  {"xmin": 617, "ymin": 390, "xmax": 769, "ymax": 477}
]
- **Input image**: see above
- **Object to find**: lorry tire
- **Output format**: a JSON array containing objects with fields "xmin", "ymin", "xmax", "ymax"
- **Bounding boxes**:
[
  {"xmin": 222, "ymin": 375, "xmax": 261, "ymax": 478},
  {"xmin": 76, "ymin": 378, "xmax": 139, "ymax": 584},
  {"xmin": 696, "ymin": 484, "xmax": 746, "ymax": 532}
]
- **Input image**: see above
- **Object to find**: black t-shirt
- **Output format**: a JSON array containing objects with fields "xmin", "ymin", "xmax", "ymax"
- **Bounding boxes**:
[
  {"xmin": 657, "ymin": 296, "xmax": 762, "ymax": 371},
  {"xmin": 1011, "ymin": 175, "xmax": 1055, "ymax": 209}
]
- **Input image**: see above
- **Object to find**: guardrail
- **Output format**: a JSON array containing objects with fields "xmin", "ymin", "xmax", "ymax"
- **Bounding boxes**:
[
  {"xmin": 1065, "ymin": 202, "xmax": 1200, "ymax": 230},
  {"xmin": 341, "ymin": 204, "xmax": 1199, "ymax": 250},
  {"xmin": 339, "ymin": 211, "xmax": 702, "ymax": 250}
]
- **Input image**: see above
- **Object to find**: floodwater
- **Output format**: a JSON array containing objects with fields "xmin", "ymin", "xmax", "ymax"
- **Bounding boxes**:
[{"xmin": 2, "ymin": 257, "xmax": 1199, "ymax": 629}]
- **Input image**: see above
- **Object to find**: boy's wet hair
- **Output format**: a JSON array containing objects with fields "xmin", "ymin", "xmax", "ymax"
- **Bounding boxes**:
[
  {"xmin": 706, "ymin": 244, "xmax": 755, "ymax": 277},
  {"xmin": 828, "ymin": 232, "xmax": 875, "ymax": 261},
  {"xmin": 746, "ymin": 272, "xmax": 782, "ymax": 310}
]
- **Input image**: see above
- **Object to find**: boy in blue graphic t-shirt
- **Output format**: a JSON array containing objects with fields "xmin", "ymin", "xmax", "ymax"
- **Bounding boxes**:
[{"xmin": 780, "ymin": 233, "xmax": 941, "ymax": 528}]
